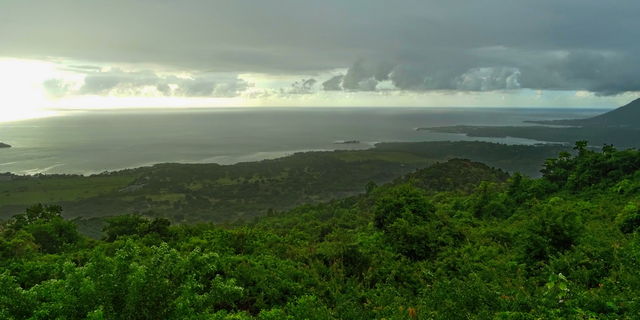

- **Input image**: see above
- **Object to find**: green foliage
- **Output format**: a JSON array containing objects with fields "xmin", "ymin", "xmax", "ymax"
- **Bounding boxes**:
[
  {"xmin": 542, "ymin": 141, "xmax": 640, "ymax": 191},
  {"xmin": 2, "ymin": 145, "xmax": 640, "ymax": 318},
  {"xmin": 616, "ymin": 202, "xmax": 640, "ymax": 234},
  {"xmin": 1, "ymin": 204, "xmax": 80, "ymax": 255},
  {"xmin": 516, "ymin": 198, "xmax": 585, "ymax": 267},
  {"xmin": 373, "ymin": 184, "xmax": 434, "ymax": 230},
  {"xmin": 1, "ymin": 141, "xmax": 567, "ymax": 230},
  {"xmin": 8, "ymin": 204, "xmax": 63, "ymax": 230},
  {"xmin": 102, "ymin": 214, "xmax": 172, "ymax": 241},
  {"xmin": 469, "ymin": 181, "xmax": 510, "ymax": 218}
]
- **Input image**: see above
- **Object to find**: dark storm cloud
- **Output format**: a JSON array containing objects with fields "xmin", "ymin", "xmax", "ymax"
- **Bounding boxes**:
[
  {"xmin": 79, "ymin": 69, "xmax": 159, "ymax": 95},
  {"xmin": 322, "ymin": 75, "xmax": 344, "ymax": 91},
  {"xmin": 2, "ymin": 0, "xmax": 640, "ymax": 94},
  {"xmin": 287, "ymin": 78, "xmax": 317, "ymax": 94},
  {"xmin": 518, "ymin": 50, "xmax": 640, "ymax": 96},
  {"xmin": 340, "ymin": 59, "xmax": 394, "ymax": 91}
]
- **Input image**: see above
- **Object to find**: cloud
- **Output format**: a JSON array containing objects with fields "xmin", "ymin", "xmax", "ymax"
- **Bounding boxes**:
[
  {"xmin": 331, "ymin": 61, "xmax": 520, "ymax": 92},
  {"xmin": 79, "ymin": 69, "xmax": 159, "ymax": 95},
  {"xmin": 387, "ymin": 64, "xmax": 458, "ymax": 91},
  {"xmin": 520, "ymin": 50, "xmax": 640, "ymax": 96},
  {"xmin": 322, "ymin": 75, "xmax": 344, "ymax": 91},
  {"xmin": 286, "ymin": 78, "xmax": 317, "ymax": 94},
  {"xmin": 341, "ymin": 59, "xmax": 394, "ymax": 91},
  {"xmin": 46, "ymin": 69, "xmax": 249, "ymax": 98},
  {"xmin": 455, "ymin": 67, "xmax": 521, "ymax": 91},
  {"xmin": 327, "ymin": 48, "xmax": 640, "ymax": 95},
  {"xmin": 43, "ymin": 79, "xmax": 72, "ymax": 97},
  {"xmin": 2, "ymin": 0, "xmax": 640, "ymax": 95},
  {"xmin": 211, "ymin": 80, "xmax": 250, "ymax": 97}
]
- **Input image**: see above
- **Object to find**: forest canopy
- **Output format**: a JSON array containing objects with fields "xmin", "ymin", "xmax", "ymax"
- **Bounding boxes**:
[{"xmin": 1, "ymin": 142, "xmax": 640, "ymax": 319}]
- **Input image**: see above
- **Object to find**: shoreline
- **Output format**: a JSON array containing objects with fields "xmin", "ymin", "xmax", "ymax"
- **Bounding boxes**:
[
  {"xmin": 2, "ymin": 146, "xmax": 371, "ymax": 177},
  {"xmin": 1, "ymin": 139, "xmax": 565, "ymax": 177}
]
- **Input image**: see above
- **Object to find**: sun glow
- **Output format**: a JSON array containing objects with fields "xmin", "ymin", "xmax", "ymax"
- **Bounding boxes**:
[
  {"xmin": 0, "ymin": 57, "xmax": 259, "ymax": 122},
  {"xmin": 0, "ymin": 58, "xmax": 61, "ymax": 122}
]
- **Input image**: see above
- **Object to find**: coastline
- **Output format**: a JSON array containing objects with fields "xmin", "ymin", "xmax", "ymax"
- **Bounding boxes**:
[
  {"xmin": 2, "ymin": 146, "xmax": 371, "ymax": 177},
  {"xmin": 1, "ymin": 139, "xmax": 567, "ymax": 177},
  {"xmin": 0, "ymin": 107, "xmax": 603, "ymax": 176}
]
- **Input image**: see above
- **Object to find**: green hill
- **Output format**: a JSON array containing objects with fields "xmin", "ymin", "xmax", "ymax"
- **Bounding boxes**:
[
  {"xmin": 0, "ymin": 141, "xmax": 567, "ymax": 233},
  {"xmin": 397, "ymin": 158, "xmax": 509, "ymax": 193},
  {"xmin": 2, "ymin": 142, "xmax": 640, "ymax": 318}
]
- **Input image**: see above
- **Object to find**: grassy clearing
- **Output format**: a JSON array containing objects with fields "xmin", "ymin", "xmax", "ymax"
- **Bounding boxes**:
[
  {"xmin": 0, "ymin": 175, "xmax": 134, "ymax": 206},
  {"xmin": 331, "ymin": 150, "xmax": 431, "ymax": 163},
  {"xmin": 146, "ymin": 193, "xmax": 186, "ymax": 203}
]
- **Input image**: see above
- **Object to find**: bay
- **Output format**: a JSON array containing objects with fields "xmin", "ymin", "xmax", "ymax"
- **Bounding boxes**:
[{"xmin": 0, "ymin": 107, "xmax": 606, "ymax": 175}]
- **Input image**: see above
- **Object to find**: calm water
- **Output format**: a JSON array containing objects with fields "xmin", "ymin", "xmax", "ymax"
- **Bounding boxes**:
[{"xmin": 0, "ymin": 107, "xmax": 607, "ymax": 175}]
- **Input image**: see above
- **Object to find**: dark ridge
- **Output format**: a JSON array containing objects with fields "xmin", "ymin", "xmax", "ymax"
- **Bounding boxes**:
[
  {"xmin": 0, "ymin": 142, "xmax": 11, "ymax": 148},
  {"xmin": 526, "ymin": 98, "xmax": 640, "ymax": 128}
]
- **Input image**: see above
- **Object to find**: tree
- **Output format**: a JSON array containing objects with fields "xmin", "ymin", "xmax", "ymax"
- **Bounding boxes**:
[
  {"xmin": 373, "ymin": 184, "xmax": 434, "ymax": 231},
  {"xmin": 102, "ymin": 214, "xmax": 148, "ymax": 241},
  {"xmin": 8, "ymin": 204, "xmax": 63, "ymax": 231},
  {"xmin": 573, "ymin": 140, "xmax": 589, "ymax": 156},
  {"xmin": 103, "ymin": 214, "xmax": 172, "ymax": 241},
  {"xmin": 5, "ymin": 204, "xmax": 80, "ymax": 254}
]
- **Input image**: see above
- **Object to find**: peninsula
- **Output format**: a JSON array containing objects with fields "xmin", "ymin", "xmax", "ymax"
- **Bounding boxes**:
[
  {"xmin": 525, "ymin": 98, "xmax": 640, "ymax": 128},
  {"xmin": 419, "ymin": 99, "xmax": 640, "ymax": 148}
]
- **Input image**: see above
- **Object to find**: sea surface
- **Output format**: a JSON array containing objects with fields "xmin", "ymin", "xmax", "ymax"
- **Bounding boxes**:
[{"xmin": 0, "ymin": 107, "xmax": 607, "ymax": 175}]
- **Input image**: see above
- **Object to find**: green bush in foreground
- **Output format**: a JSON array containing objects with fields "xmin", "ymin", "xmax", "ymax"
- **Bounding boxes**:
[{"xmin": 1, "ymin": 143, "xmax": 640, "ymax": 319}]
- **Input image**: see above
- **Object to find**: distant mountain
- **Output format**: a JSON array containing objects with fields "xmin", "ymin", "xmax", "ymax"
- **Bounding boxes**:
[
  {"xmin": 0, "ymin": 142, "xmax": 10, "ymax": 148},
  {"xmin": 527, "ymin": 98, "xmax": 640, "ymax": 128}
]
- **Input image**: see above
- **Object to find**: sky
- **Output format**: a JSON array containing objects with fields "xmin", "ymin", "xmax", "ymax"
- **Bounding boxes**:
[{"xmin": 1, "ymin": 0, "xmax": 640, "ymax": 121}]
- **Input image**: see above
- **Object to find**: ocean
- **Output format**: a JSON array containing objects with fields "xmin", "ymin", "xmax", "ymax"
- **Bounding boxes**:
[{"xmin": 0, "ymin": 107, "xmax": 607, "ymax": 175}]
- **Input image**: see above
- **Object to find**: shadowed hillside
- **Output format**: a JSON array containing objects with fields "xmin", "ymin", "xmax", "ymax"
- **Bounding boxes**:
[
  {"xmin": 0, "ymin": 141, "xmax": 567, "ymax": 235},
  {"xmin": 527, "ymin": 98, "xmax": 640, "ymax": 128}
]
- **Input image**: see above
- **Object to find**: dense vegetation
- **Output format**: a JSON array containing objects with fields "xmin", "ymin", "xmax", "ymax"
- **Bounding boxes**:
[
  {"xmin": 0, "ymin": 141, "xmax": 566, "ymax": 238},
  {"xmin": 2, "ymin": 142, "xmax": 640, "ymax": 319}
]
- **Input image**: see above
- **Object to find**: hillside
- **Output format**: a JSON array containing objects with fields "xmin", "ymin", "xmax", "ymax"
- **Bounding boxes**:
[
  {"xmin": 1, "ymin": 143, "xmax": 640, "ymax": 318},
  {"xmin": 527, "ymin": 98, "xmax": 640, "ymax": 127},
  {"xmin": 0, "ymin": 142, "xmax": 10, "ymax": 148},
  {"xmin": 0, "ymin": 141, "xmax": 567, "ymax": 233},
  {"xmin": 397, "ymin": 158, "xmax": 509, "ymax": 193}
]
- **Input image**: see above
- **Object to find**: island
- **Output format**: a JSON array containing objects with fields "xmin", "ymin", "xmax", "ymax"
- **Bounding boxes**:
[
  {"xmin": 0, "ymin": 142, "xmax": 11, "ymax": 148},
  {"xmin": 333, "ymin": 140, "xmax": 360, "ymax": 144}
]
